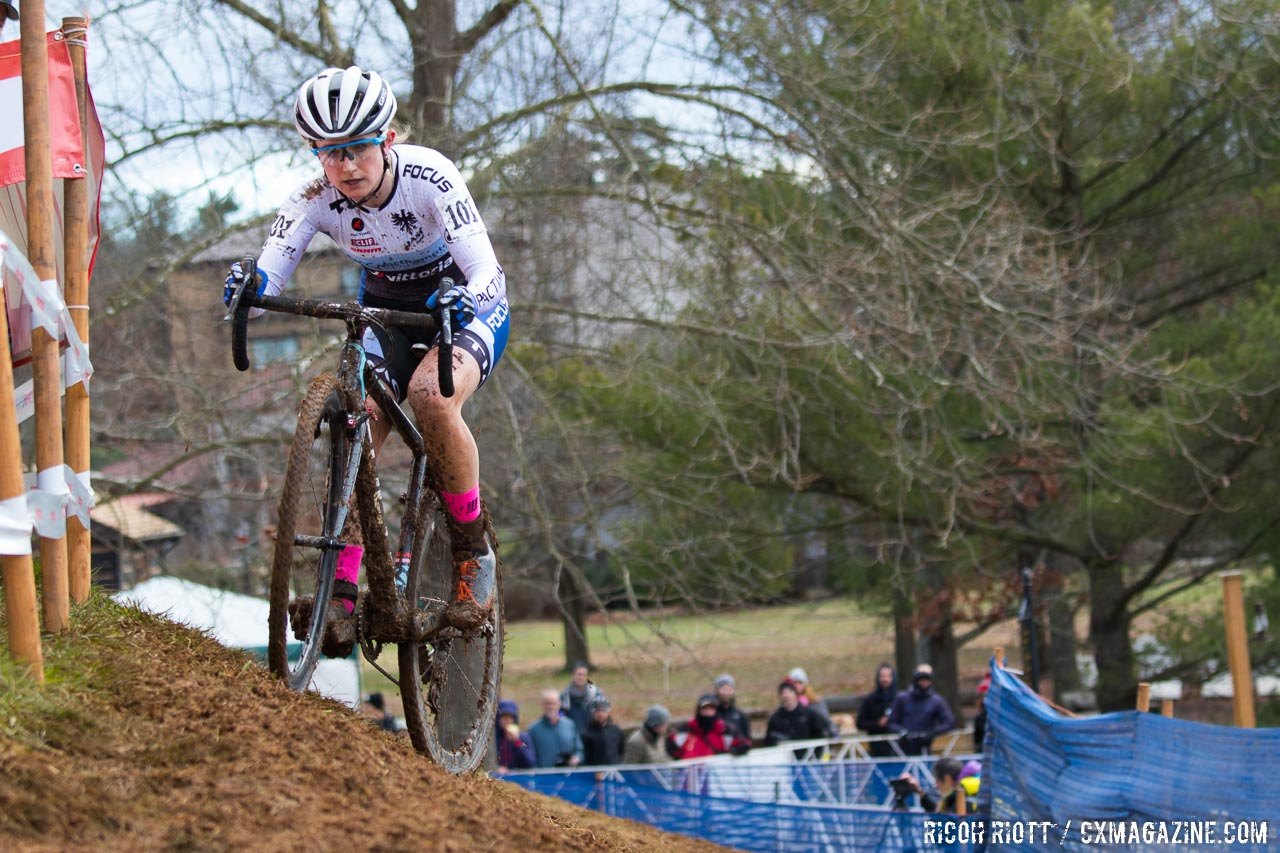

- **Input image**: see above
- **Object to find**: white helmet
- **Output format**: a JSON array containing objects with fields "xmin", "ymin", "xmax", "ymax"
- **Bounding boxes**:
[{"xmin": 294, "ymin": 66, "xmax": 397, "ymax": 142}]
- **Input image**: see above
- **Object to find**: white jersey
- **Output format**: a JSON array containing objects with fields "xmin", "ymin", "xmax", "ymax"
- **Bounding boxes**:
[{"xmin": 256, "ymin": 144, "xmax": 505, "ymax": 313}]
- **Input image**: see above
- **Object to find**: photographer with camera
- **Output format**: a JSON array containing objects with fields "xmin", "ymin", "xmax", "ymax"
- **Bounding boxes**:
[{"xmin": 891, "ymin": 757, "xmax": 969, "ymax": 814}]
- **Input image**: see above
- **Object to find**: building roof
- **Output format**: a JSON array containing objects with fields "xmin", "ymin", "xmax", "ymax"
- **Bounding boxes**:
[{"xmin": 91, "ymin": 499, "xmax": 185, "ymax": 543}]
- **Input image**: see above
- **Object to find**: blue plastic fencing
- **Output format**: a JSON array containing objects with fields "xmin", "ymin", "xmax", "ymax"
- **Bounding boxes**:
[
  {"xmin": 983, "ymin": 662, "xmax": 1279, "ymax": 852},
  {"xmin": 505, "ymin": 771, "xmax": 980, "ymax": 852}
]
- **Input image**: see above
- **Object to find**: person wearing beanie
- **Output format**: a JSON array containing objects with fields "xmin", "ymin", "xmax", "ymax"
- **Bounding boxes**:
[
  {"xmin": 624, "ymin": 704, "xmax": 672, "ymax": 764},
  {"xmin": 887, "ymin": 664, "xmax": 955, "ymax": 755},
  {"xmin": 765, "ymin": 680, "xmax": 829, "ymax": 752},
  {"xmin": 713, "ymin": 673, "xmax": 753, "ymax": 747},
  {"xmin": 580, "ymin": 695, "xmax": 625, "ymax": 767},
  {"xmin": 494, "ymin": 698, "xmax": 535, "ymax": 773},
  {"xmin": 856, "ymin": 663, "xmax": 899, "ymax": 757},
  {"xmin": 671, "ymin": 694, "xmax": 732, "ymax": 760}
]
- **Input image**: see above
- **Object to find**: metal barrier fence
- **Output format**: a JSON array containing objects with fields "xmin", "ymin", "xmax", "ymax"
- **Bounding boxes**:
[{"xmin": 502, "ymin": 771, "xmax": 981, "ymax": 852}]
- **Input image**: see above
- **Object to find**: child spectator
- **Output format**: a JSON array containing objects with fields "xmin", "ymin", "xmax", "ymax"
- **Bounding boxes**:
[
  {"xmin": 624, "ymin": 705, "xmax": 673, "ymax": 764},
  {"xmin": 581, "ymin": 696, "xmax": 625, "ymax": 766},
  {"xmin": 494, "ymin": 699, "xmax": 535, "ymax": 773}
]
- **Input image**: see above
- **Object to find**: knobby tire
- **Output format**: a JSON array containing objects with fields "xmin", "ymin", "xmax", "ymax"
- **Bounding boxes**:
[
  {"xmin": 268, "ymin": 373, "xmax": 350, "ymax": 690},
  {"xmin": 399, "ymin": 499, "xmax": 504, "ymax": 774}
]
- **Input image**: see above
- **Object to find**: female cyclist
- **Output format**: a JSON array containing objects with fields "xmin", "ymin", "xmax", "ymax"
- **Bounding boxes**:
[{"xmin": 224, "ymin": 65, "xmax": 508, "ymax": 632}]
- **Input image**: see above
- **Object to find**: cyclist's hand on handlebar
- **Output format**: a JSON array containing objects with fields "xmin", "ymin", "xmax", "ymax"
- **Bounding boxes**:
[
  {"xmin": 223, "ymin": 261, "xmax": 267, "ymax": 307},
  {"xmin": 425, "ymin": 284, "xmax": 478, "ymax": 330}
]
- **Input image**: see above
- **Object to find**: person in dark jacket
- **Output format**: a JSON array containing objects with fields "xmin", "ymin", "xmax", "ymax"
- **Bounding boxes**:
[
  {"xmin": 494, "ymin": 698, "xmax": 536, "ymax": 773},
  {"xmin": 713, "ymin": 673, "xmax": 753, "ymax": 753},
  {"xmin": 887, "ymin": 664, "xmax": 955, "ymax": 755},
  {"xmin": 580, "ymin": 696, "xmax": 625, "ymax": 766},
  {"xmin": 856, "ymin": 663, "xmax": 898, "ymax": 757},
  {"xmin": 764, "ymin": 681, "xmax": 829, "ymax": 748},
  {"xmin": 559, "ymin": 662, "xmax": 600, "ymax": 735}
]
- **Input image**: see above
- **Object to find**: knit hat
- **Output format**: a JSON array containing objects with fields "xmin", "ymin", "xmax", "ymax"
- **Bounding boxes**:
[
  {"xmin": 788, "ymin": 667, "xmax": 808, "ymax": 684},
  {"xmin": 715, "ymin": 673, "xmax": 735, "ymax": 689},
  {"xmin": 697, "ymin": 693, "xmax": 717, "ymax": 710},
  {"xmin": 644, "ymin": 704, "xmax": 670, "ymax": 728},
  {"xmin": 589, "ymin": 695, "xmax": 612, "ymax": 712},
  {"xmin": 497, "ymin": 699, "xmax": 520, "ymax": 722}
]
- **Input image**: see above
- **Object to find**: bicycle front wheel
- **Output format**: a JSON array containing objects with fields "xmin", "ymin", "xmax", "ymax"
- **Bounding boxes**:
[
  {"xmin": 399, "ymin": 499, "xmax": 504, "ymax": 774},
  {"xmin": 268, "ymin": 373, "xmax": 354, "ymax": 691}
]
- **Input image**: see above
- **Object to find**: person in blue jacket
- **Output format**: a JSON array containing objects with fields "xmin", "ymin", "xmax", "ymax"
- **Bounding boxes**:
[
  {"xmin": 495, "ymin": 699, "xmax": 536, "ymax": 773},
  {"xmin": 528, "ymin": 688, "xmax": 584, "ymax": 768},
  {"xmin": 887, "ymin": 664, "xmax": 955, "ymax": 755}
]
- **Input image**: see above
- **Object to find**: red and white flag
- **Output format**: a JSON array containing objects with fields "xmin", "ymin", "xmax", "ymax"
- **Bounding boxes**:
[{"xmin": 0, "ymin": 29, "xmax": 106, "ymax": 364}]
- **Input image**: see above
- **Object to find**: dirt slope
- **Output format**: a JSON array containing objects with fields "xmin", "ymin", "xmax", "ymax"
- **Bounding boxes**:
[{"xmin": 0, "ymin": 597, "xmax": 721, "ymax": 852}]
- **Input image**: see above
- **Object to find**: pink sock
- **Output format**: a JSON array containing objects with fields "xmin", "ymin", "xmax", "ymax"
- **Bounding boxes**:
[
  {"xmin": 441, "ymin": 486, "xmax": 482, "ymax": 523},
  {"xmin": 335, "ymin": 545, "xmax": 363, "ymax": 614}
]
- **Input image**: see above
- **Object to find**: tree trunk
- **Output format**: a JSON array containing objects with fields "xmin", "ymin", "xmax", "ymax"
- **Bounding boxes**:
[
  {"xmin": 892, "ymin": 581, "xmax": 915, "ymax": 690},
  {"xmin": 1045, "ymin": 559, "xmax": 1083, "ymax": 702},
  {"xmin": 406, "ymin": 0, "xmax": 461, "ymax": 151},
  {"xmin": 1088, "ymin": 560, "xmax": 1135, "ymax": 711},
  {"xmin": 558, "ymin": 564, "xmax": 591, "ymax": 672},
  {"xmin": 919, "ymin": 577, "xmax": 961, "ymax": 720}
]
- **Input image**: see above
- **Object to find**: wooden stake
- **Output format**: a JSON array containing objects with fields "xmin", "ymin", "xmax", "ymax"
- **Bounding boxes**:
[
  {"xmin": 994, "ymin": 646, "xmax": 1004, "ymax": 668},
  {"xmin": 1161, "ymin": 699, "xmax": 1174, "ymax": 718},
  {"xmin": 0, "ymin": 292, "xmax": 44, "ymax": 682},
  {"xmin": 22, "ymin": 0, "xmax": 70, "ymax": 632},
  {"xmin": 1220, "ymin": 571, "xmax": 1257, "ymax": 728},
  {"xmin": 1136, "ymin": 682, "xmax": 1150, "ymax": 712},
  {"xmin": 61, "ymin": 16, "xmax": 91, "ymax": 604}
]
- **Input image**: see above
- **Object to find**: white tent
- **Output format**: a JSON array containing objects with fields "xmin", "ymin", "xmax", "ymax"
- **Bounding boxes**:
[{"xmin": 115, "ymin": 576, "xmax": 361, "ymax": 709}]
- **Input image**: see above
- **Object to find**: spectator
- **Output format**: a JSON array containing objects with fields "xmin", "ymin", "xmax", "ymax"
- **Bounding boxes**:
[
  {"xmin": 362, "ymin": 692, "xmax": 400, "ymax": 733},
  {"xmin": 764, "ymin": 681, "xmax": 829, "ymax": 747},
  {"xmin": 0, "ymin": 1, "xmax": 16, "ymax": 39},
  {"xmin": 972, "ymin": 672, "xmax": 991, "ymax": 750},
  {"xmin": 713, "ymin": 673, "xmax": 753, "ymax": 746},
  {"xmin": 787, "ymin": 667, "xmax": 837, "ymax": 737},
  {"xmin": 856, "ymin": 663, "xmax": 898, "ymax": 757},
  {"xmin": 624, "ymin": 705, "xmax": 673, "ymax": 764},
  {"xmin": 559, "ymin": 662, "xmax": 599, "ymax": 735},
  {"xmin": 887, "ymin": 664, "xmax": 955, "ymax": 756},
  {"xmin": 672, "ymin": 695, "xmax": 732, "ymax": 760},
  {"xmin": 528, "ymin": 688, "xmax": 584, "ymax": 768},
  {"xmin": 581, "ymin": 696, "xmax": 625, "ymax": 767},
  {"xmin": 897, "ymin": 757, "xmax": 969, "ymax": 814},
  {"xmin": 1255, "ymin": 601, "xmax": 1270, "ymax": 643},
  {"xmin": 494, "ymin": 699, "xmax": 536, "ymax": 773}
]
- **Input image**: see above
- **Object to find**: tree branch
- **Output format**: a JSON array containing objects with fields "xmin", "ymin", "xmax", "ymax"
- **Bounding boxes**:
[
  {"xmin": 454, "ymin": 0, "xmax": 521, "ymax": 54},
  {"xmin": 209, "ymin": 0, "xmax": 353, "ymax": 66}
]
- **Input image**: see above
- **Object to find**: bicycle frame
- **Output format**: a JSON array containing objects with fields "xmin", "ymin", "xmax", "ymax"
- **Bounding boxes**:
[{"xmin": 231, "ymin": 284, "xmax": 451, "ymax": 643}]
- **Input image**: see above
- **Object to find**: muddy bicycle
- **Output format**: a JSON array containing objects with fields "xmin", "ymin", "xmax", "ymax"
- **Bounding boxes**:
[{"xmin": 226, "ymin": 258, "xmax": 502, "ymax": 773}]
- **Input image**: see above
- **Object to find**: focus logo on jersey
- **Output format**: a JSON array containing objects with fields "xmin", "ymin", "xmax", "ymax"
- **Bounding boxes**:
[{"xmin": 402, "ymin": 162, "xmax": 453, "ymax": 193}]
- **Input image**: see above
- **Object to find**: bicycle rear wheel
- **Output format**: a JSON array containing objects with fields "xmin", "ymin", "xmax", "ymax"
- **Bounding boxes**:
[
  {"xmin": 268, "ymin": 373, "xmax": 355, "ymax": 691},
  {"xmin": 399, "ymin": 499, "xmax": 503, "ymax": 774}
]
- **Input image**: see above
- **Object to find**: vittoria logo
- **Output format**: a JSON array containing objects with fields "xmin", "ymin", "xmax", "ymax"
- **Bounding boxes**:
[{"xmin": 351, "ymin": 217, "xmax": 365, "ymax": 232}]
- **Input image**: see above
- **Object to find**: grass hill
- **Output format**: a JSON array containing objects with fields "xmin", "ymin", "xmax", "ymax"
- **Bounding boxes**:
[{"xmin": 0, "ymin": 593, "xmax": 720, "ymax": 852}]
